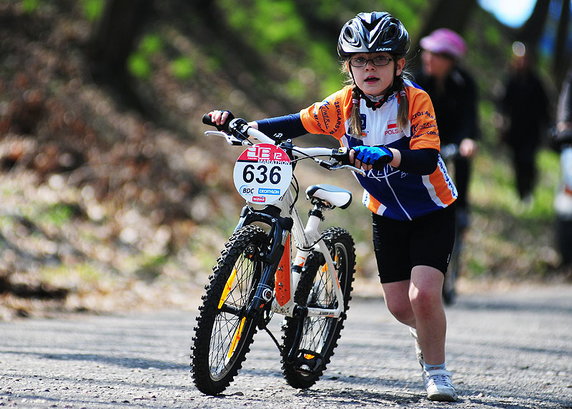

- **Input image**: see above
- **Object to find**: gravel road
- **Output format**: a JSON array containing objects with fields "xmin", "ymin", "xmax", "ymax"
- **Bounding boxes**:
[{"xmin": 0, "ymin": 284, "xmax": 571, "ymax": 409}]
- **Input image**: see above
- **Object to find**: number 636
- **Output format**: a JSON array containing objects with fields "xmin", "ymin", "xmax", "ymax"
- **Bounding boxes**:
[{"xmin": 243, "ymin": 164, "xmax": 282, "ymax": 184}]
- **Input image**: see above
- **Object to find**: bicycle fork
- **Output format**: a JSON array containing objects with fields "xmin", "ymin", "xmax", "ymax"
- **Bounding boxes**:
[{"xmin": 239, "ymin": 209, "xmax": 294, "ymax": 320}]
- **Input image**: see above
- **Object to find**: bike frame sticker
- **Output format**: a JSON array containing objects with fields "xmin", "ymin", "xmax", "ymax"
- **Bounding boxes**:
[{"xmin": 233, "ymin": 144, "xmax": 292, "ymax": 204}]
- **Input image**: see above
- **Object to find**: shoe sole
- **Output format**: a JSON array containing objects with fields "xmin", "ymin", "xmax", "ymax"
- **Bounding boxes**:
[{"xmin": 427, "ymin": 392, "xmax": 458, "ymax": 402}]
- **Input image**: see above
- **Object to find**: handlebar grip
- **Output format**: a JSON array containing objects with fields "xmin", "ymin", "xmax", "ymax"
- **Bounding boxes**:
[
  {"xmin": 202, "ymin": 113, "xmax": 216, "ymax": 126},
  {"xmin": 202, "ymin": 111, "xmax": 235, "ymax": 132}
]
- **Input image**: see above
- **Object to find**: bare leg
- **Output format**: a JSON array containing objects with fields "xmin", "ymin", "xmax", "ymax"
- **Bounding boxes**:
[
  {"xmin": 382, "ymin": 266, "xmax": 446, "ymax": 365},
  {"xmin": 409, "ymin": 265, "xmax": 446, "ymax": 365},
  {"xmin": 383, "ymin": 266, "xmax": 456, "ymax": 401},
  {"xmin": 382, "ymin": 280, "xmax": 415, "ymax": 326}
]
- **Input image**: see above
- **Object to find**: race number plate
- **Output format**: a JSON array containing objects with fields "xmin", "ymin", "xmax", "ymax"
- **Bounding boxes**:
[{"xmin": 233, "ymin": 144, "xmax": 292, "ymax": 204}]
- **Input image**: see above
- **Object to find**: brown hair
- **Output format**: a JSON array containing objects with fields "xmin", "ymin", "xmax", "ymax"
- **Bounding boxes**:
[{"xmin": 342, "ymin": 58, "xmax": 410, "ymax": 138}]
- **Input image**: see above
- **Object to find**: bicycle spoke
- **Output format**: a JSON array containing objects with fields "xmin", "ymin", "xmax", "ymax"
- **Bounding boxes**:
[{"xmin": 191, "ymin": 225, "xmax": 268, "ymax": 395}]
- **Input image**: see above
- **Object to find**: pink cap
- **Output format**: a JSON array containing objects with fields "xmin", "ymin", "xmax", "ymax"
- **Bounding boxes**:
[{"xmin": 420, "ymin": 28, "xmax": 467, "ymax": 59}]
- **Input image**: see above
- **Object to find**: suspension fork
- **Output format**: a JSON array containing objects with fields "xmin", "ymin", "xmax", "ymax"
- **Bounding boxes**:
[{"xmin": 238, "ymin": 207, "xmax": 293, "ymax": 319}]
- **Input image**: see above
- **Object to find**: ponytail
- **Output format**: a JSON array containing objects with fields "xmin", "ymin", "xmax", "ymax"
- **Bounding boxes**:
[
  {"xmin": 394, "ymin": 76, "xmax": 409, "ymax": 131},
  {"xmin": 350, "ymin": 87, "xmax": 363, "ymax": 137}
]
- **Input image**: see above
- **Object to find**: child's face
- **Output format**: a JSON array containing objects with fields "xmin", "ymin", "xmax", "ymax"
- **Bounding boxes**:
[{"xmin": 349, "ymin": 52, "xmax": 405, "ymax": 97}]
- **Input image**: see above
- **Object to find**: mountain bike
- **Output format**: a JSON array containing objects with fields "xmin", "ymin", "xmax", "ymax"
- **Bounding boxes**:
[
  {"xmin": 191, "ymin": 115, "xmax": 360, "ymax": 396},
  {"xmin": 440, "ymin": 143, "xmax": 463, "ymax": 305}
]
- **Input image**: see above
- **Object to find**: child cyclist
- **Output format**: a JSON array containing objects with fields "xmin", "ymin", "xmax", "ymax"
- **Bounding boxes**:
[{"xmin": 208, "ymin": 12, "xmax": 458, "ymax": 402}]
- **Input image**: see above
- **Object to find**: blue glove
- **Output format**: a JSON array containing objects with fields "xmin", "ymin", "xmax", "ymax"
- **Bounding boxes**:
[{"xmin": 352, "ymin": 145, "xmax": 393, "ymax": 167}]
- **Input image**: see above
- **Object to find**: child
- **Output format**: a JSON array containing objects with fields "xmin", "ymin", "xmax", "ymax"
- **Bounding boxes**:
[{"xmin": 208, "ymin": 11, "xmax": 458, "ymax": 402}]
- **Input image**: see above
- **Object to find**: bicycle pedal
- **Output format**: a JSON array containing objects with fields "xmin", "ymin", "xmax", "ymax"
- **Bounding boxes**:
[{"xmin": 293, "ymin": 349, "xmax": 323, "ymax": 375}]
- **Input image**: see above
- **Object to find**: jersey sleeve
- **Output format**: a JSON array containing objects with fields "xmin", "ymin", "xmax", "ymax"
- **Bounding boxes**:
[
  {"xmin": 407, "ymin": 87, "xmax": 441, "ymax": 151},
  {"xmin": 299, "ymin": 86, "xmax": 353, "ymax": 140}
]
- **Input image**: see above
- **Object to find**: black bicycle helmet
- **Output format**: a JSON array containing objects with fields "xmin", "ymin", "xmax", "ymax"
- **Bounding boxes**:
[{"xmin": 337, "ymin": 12, "xmax": 410, "ymax": 58}]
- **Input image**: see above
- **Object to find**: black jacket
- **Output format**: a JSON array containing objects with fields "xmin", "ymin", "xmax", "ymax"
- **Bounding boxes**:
[{"xmin": 414, "ymin": 66, "xmax": 480, "ymax": 145}]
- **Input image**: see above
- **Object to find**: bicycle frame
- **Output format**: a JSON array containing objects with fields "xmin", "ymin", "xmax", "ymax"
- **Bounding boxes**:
[{"xmin": 235, "ymin": 187, "xmax": 345, "ymax": 320}]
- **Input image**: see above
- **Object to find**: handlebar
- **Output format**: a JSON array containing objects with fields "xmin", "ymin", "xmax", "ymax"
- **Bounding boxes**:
[{"xmin": 203, "ymin": 114, "xmax": 364, "ymax": 175}]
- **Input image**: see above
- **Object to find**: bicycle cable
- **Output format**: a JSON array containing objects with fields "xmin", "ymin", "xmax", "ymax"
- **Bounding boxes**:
[
  {"xmin": 263, "ymin": 326, "xmax": 284, "ymax": 354},
  {"xmin": 295, "ymin": 232, "xmax": 328, "ymax": 252},
  {"xmin": 290, "ymin": 174, "xmax": 300, "ymax": 213}
]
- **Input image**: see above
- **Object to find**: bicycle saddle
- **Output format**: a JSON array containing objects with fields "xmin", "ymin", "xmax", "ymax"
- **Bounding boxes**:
[{"xmin": 305, "ymin": 184, "xmax": 352, "ymax": 209}]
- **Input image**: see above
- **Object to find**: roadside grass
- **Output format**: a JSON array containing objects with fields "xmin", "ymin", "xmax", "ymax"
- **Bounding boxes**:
[{"xmin": 463, "ymin": 146, "xmax": 561, "ymax": 279}]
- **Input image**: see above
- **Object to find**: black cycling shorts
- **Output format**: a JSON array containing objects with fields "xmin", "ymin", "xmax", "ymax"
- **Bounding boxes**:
[{"xmin": 372, "ymin": 204, "xmax": 456, "ymax": 284}]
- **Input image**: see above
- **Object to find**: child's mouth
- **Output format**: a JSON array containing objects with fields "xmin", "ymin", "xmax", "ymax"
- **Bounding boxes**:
[{"xmin": 365, "ymin": 76, "xmax": 379, "ymax": 83}]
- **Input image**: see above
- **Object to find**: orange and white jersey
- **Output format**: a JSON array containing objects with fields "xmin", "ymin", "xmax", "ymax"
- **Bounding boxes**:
[{"xmin": 300, "ymin": 81, "xmax": 457, "ymax": 221}]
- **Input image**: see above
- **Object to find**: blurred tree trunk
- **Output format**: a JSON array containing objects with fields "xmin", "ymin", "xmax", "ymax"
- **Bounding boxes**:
[
  {"xmin": 516, "ymin": 0, "xmax": 551, "ymax": 60},
  {"xmin": 415, "ymin": 0, "xmax": 478, "ymax": 39},
  {"xmin": 88, "ymin": 0, "xmax": 154, "ymax": 117},
  {"xmin": 409, "ymin": 0, "xmax": 477, "ymax": 70},
  {"xmin": 553, "ymin": 0, "xmax": 571, "ymax": 88}
]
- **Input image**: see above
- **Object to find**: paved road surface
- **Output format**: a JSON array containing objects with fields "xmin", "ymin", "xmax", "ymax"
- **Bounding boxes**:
[{"xmin": 1, "ymin": 284, "xmax": 571, "ymax": 408}]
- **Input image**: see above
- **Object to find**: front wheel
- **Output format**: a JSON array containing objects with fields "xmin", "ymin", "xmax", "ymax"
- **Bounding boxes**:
[
  {"xmin": 191, "ymin": 225, "xmax": 269, "ymax": 395},
  {"xmin": 281, "ymin": 227, "xmax": 356, "ymax": 389}
]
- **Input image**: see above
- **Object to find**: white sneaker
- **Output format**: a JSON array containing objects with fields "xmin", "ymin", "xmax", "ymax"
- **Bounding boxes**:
[
  {"xmin": 409, "ymin": 327, "xmax": 424, "ymax": 367},
  {"xmin": 423, "ymin": 368, "xmax": 458, "ymax": 402}
]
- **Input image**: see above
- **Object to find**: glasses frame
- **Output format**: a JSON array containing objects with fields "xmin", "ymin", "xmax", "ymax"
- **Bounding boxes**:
[{"xmin": 349, "ymin": 55, "xmax": 394, "ymax": 68}]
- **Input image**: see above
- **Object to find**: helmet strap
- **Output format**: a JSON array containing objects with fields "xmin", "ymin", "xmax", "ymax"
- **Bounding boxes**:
[{"xmin": 355, "ymin": 78, "xmax": 402, "ymax": 111}]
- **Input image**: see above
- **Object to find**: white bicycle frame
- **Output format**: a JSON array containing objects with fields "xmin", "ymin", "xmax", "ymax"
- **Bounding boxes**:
[{"xmin": 206, "ymin": 126, "xmax": 360, "ymax": 320}]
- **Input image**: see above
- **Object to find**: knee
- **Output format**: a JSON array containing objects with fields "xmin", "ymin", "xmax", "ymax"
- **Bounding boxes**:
[
  {"xmin": 386, "ymin": 298, "xmax": 414, "ymax": 324},
  {"xmin": 409, "ymin": 286, "xmax": 442, "ymax": 314}
]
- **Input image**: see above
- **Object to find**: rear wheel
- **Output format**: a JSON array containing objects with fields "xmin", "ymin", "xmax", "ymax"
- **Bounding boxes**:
[
  {"xmin": 281, "ymin": 227, "xmax": 355, "ymax": 389},
  {"xmin": 191, "ymin": 225, "xmax": 269, "ymax": 395}
]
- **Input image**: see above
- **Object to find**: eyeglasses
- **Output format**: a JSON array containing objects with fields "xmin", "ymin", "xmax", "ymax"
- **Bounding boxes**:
[{"xmin": 349, "ymin": 55, "xmax": 393, "ymax": 67}]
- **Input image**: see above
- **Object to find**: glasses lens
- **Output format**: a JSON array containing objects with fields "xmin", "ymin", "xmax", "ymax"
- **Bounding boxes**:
[
  {"xmin": 350, "ymin": 57, "xmax": 367, "ymax": 67},
  {"xmin": 373, "ymin": 56, "xmax": 391, "ymax": 66},
  {"xmin": 350, "ymin": 56, "xmax": 392, "ymax": 67}
]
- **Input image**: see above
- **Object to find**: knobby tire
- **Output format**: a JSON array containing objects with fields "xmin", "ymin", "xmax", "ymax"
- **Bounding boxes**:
[
  {"xmin": 281, "ymin": 227, "xmax": 356, "ymax": 389},
  {"xmin": 191, "ymin": 225, "xmax": 269, "ymax": 395}
]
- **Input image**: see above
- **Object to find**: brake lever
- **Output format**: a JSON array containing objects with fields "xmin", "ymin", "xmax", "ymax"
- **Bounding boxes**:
[
  {"xmin": 204, "ymin": 130, "xmax": 251, "ymax": 146},
  {"xmin": 334, "ymin": 164, "xmax": 366, "ymax": 176},
  {"xmin": 315, "ymin": 158, "xmax": 366, "ymax": 176},
  {"xmin": 328, "ymin": 147, "xmax": 366, "ymax": 175},
  {"xmin": 228, "ymin": 118, "xmax": 250, "ymax": 141}
]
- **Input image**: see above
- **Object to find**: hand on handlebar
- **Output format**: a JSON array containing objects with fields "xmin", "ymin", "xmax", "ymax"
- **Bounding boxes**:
[
  {"xmin": 203, "ymin": 110, "xmax": 235, "ymax": 132},
  {"xmin": 350, "ymin": 145, "xmax": 393, "ymax": 171}
]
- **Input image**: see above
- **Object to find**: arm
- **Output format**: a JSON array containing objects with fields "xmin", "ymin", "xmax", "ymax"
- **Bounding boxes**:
[
  {"xmin": 255, "ymin": 114, "xmax": 307, "ymax": 139},
  {"xmin": 555, "ymin": 70, "xmax": 572, "ymax": 146},
  {"xmin": 457, "ymin": 69, "xmax": 480, "ymax": 142},
  {"xmin": 458, "ymin": 71, "xmax": 479, "ymax": 157},
  {"xmin": 204, "ymin": 110, "xmax": 307, "ymax": 139},
  {"xmin": 557, "ymin": 70, "xmax": 572, "ymax": 130},
  {"xmin": 349, "ymin": 146, "xmax": 438, "ymax": 174},
  {"xmin": 398, "ymin": 148, "xmax": 438, "ymax": 174}
]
